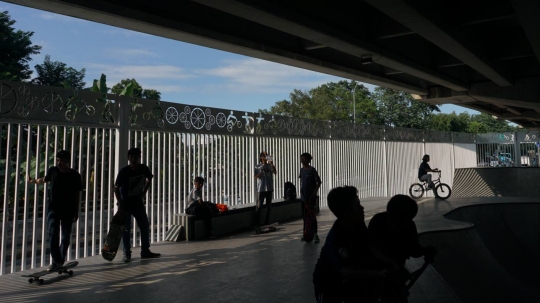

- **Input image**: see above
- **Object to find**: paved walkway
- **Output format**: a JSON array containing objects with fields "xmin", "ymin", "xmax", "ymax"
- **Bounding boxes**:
[{"xmin": 1, "ymin": 196, "xmax": 537, "ymax": 303}]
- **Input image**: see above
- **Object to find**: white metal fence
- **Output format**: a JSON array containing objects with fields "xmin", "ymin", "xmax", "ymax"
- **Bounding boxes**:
[{"xmin": 0, "ymin": 81, "xmax": 477, "ymax": 274}]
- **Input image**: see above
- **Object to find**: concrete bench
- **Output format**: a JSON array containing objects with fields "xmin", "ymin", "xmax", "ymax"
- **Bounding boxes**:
[{"xmin": 167, "ymin": 199, "xmax": 303, "ymax": 241}]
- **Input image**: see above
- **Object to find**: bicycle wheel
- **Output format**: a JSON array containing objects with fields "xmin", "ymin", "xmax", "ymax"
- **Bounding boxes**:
[
  {"xmin": 434, "ymin": 183, "xmax": 452, "ymax": 200},
  {"xmin": 409, "ymin": 183, "xmax": 424, "ymax": 199}
]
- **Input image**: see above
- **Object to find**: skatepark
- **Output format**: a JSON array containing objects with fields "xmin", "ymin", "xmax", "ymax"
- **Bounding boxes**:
[
  {"xmin": 0, "ymin": 167, "xmax": 538, "ymax": 303},
  {"xmin": 1, "ymin": 1, "xmax": 540, "ymax": 301}
]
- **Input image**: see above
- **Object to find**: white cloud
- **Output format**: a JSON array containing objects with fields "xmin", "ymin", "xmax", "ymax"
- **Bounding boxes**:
[
  {"xmin": 107, "ymin": 49, "xmax": 158, "ymax": 58},
  {"xmin": 86, "ymin": 64, "xmax": 193, "ymax": 84},
  {"xmin": 196, "ymin": 58, "xmax": 342, "ymax": 93}
]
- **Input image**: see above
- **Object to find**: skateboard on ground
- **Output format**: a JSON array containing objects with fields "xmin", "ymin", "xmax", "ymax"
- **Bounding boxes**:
[
  {"xmin": 102, "ymin": 210, "xmax": 126, "ymax": 261},
  {"xmin": 255, "ymin": 222, "xmax": 278, "ymax": 234},
  {"xmin": 21, "ymin": 261, "xmax": 78, "ymax": 285}
]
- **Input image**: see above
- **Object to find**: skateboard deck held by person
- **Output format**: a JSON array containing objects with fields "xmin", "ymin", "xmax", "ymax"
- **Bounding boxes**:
[
  {"xmin": 255, "ymin": 222, "xmax": 278, "ymax": 234},
  {"xmin": 102, "ymin": 210, "xmax": 126, "ymax": 261},
  {"xmin": 21, "ymin": 261, "xmax": 79, "ymax": 285}
]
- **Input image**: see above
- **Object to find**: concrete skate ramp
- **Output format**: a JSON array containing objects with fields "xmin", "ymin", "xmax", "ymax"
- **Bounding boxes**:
[
  {"xmin": 453, "ymin": 167, "xmax": 540, "ymax": 197},
  {"xmin": 419, "ymin": 203, "xmax": 540, "ymax": 303}
]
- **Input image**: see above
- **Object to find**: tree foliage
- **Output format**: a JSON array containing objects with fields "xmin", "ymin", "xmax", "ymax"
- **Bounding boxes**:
[
  {"xmin": 111, "ymin": 78, "xmax": 161, "ymax": 100},
  {"xmin": 0, "ymin": 11, "xmax": 42, "ymax": 81},
  {"xmin": 261, "ymin": 81, "xmax": 521, "ymax": 133},
  {"xmin": 429, "ymin": 112, "xmax": 519, "ymax": 133},
  {"xmin": 31, "ymin": 55, "xmax": 86, "ymax": 89},
  {"xmin": 428, "ymin": 112, "xmax": 471, "ymax": 133},
  {"xmin": 372, "ymin": 87, "xmax": 439, "ymax": 129},
  {"xmin": 260, "ymin": 80, "xmax": 376, "ymax": 123}
]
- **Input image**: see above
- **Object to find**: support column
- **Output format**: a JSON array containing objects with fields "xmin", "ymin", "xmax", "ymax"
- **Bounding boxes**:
[
  {"xmin": 114, "ymin": 96, "xmax": 130, "ymax": 212},
  {"xmin": 514, "ymin": 132, "xmax": 521, "ymax": 167}
]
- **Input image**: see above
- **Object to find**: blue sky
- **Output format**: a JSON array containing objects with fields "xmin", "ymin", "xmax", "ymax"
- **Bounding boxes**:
[{"xmin": 1, "ymin": 1, "xmax": 476, "ymax": 115}]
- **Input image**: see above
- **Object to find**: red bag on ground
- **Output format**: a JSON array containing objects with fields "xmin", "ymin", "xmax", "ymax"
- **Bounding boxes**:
[{"xmin": 216, "ymin": 203, "xmax": 229, "ymax": 213}]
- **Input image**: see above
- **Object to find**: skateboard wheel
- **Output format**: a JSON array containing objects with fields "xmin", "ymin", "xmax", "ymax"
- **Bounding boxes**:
[
  {"xmin": 39, "ymin": 279, "xmax": 44, "ymax": 285},
  {"xmin": 68, "ymin": 270, "xmax": 73, "ymax": 276},
  {"xmin": 28, "ymin": 278, "xmax": 33, "ymax": 283},
  {"xmin": 58, "ymin": 270, "xmax": 62, "ymax": 275}
]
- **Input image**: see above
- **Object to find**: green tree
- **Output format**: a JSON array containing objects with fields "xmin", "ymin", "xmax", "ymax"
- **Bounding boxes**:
[
  {"xmin": 111, "ymin": 78, "xmax": 161, "ymax": 100},
  {"xmin": 470, "ymin": 113, "xmax": 519, "ymax": 132},
  {"xmin": 260, "ymin": 80, "xmax": 377, "ymax": 123},
  {"xmin": 430, "ymin": 112, "xmax": 471, "ymax": 132},
  {"xmin": 373, "ymin": 87, "xmax": 439, "ymax": 129},
  {"xmin": 31, "ymin": 55, "xmax": 86, "ymax": 89},
  {"xmin": 0, "ymin": 11, "xmax": 42, "ymax": 81},
  {"xmin": 142, "ymin": 89, "xmax": 161, "ymax": 101}
]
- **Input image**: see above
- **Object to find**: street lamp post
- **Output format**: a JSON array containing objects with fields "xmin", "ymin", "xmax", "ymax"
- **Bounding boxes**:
[{"xmin": 351, "ymin": 81, "xmax": 358, "ymax": 124}]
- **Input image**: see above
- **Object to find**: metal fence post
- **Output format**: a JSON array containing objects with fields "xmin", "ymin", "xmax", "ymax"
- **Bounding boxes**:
[
  {"xmin": 114, "ymin": 96, "xmax": 130, "ymax": 212},
  {"xmin": 514, "ymin": 131, "xmax": 521, "ymax": 166}
]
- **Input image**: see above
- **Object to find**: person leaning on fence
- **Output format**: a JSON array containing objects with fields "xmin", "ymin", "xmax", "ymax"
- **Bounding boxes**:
[
  {"xmin": 114, "ymin": 147, "xmax": 160, "ymax": 262},
  {"xmin": 185, "ymin": 176, "xmax": 218, "ymax": 239},
  {"xmin": 28, "ymin": 150, "xmax": 83, "ymax": 271},
  {"xmin": 299, "ymin": 152, "xmax": 322, "ymax": 243},
  {"xmin": 253, "ymin": 151, "xmax": 276, "ymax": 227},
  {"xmin": 313, "ymin": 186, "xmax": 390, "ymax": 303}
]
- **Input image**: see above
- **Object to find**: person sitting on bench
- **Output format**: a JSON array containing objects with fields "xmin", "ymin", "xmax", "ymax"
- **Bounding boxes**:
[{"xmin": 185, "ymin": 177, "xmax": 217, "ymax": 239}]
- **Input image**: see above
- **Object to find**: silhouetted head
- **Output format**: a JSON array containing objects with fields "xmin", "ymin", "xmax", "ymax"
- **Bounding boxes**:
[
  {"xmin": 193, "ymin": 176, "xmax": 205, "ymax": 189},
  {"xmin": 56, "ymin": 150, "xmax": 71, "ymax": 171},
  {"xmin": 260, "ymin": 151, "xmax": 268, "ymax": 163},
  {"xmin": 300, "ymin": 152, "xmax": 312, "ymax": 166},
  {"xmin": 422, "ymin": 154, "xmax": 430, "ymax": 162},
  {"xmin": 127, "ymin": 147, "xmax": 142, "ymax": 168},
  {"xmin": 327, "ymin": 186, "xmax": 364, "ymax": 228},
  {"xmin": 387, "ymin": 194, "xmax": 418, "ymax": 227}
]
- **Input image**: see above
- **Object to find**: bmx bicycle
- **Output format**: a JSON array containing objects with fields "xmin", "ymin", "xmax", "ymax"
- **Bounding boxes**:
[
  {"xmin": 409, "ymin": 171, "xmax": 451, "ymax": 200},
  {"xmin": 375, "ymin": 257, "xmax": 434, "ymax": 303},
  {"xmin": 339, "ymin": 256, "xmax": 434, "ymax": 303}
]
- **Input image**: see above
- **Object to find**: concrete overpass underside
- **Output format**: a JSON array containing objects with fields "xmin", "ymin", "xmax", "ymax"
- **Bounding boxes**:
[{"xmin": 7, "ymin": 0, "xmax": 540, "ymax": 128}]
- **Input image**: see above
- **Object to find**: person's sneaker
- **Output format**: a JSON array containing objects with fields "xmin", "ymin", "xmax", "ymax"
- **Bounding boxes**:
[
  {"xmin": 47, "ymin": 262, "xmax": 61, "ymax": 272},
  {"xmin": 141, "ymin": 251, "xmax": 161, "ymax": 259},
  {"xmin": 122, "ymin": 255, "xmax": 132, "ymax": 263},
  {"xmin": 314, "ymin": 234, "xmax": 320, "ymax": 244}
]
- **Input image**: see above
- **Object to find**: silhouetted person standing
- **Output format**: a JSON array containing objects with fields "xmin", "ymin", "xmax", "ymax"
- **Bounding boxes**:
[
  {"xmin": 254, "ymin": 151, "xmax": 276, "ymax": 227},
  {"xmin": 28, "ymin": 150, "xmax": 83, "ymax": 271},
  {"xmin": 299, "ymin": 152, "xmax": 321, "ymax": 243},
  {"xmin": 115, "ymin": 147, "xmax": 160, "ymax": 262}
]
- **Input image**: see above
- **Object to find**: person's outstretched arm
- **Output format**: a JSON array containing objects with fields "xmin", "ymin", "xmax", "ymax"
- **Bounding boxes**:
[{"xmin": 28, "ymin": 175, "xmax": 48, "ymax": 185}]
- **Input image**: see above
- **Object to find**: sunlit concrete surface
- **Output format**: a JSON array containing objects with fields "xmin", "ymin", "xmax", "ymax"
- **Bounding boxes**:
[{"xmin": 1, "ymin": 196, "xmax": 538, "ymax": 303}]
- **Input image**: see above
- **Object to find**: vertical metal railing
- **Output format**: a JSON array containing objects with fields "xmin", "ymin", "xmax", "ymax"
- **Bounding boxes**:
[{"xmin": 0, "ymin": 81, "xmax": 481, "ymax": 275}]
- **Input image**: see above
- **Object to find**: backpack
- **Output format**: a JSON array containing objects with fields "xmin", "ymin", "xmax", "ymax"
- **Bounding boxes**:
[{"xmin": 284, "ymin": 181, "xmax": 297, "ymax": 201}]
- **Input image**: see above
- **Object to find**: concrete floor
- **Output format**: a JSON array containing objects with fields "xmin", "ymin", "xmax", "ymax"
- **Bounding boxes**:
[{"xmin": 0, "ymin": 196, "xmax": 538, "ymax": 303}]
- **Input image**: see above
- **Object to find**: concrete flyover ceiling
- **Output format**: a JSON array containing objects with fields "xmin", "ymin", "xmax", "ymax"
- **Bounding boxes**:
[{"xmin": 5, "ymin": 0, "xmax": 540, "ymax": 127}]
